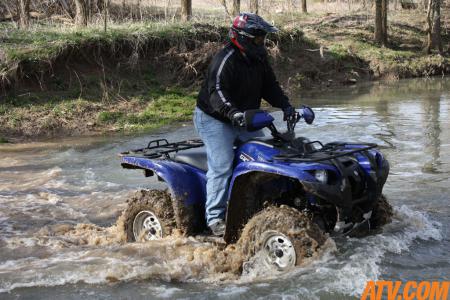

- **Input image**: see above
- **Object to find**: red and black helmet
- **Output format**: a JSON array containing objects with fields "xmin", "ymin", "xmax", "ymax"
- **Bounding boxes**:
[{"xmin": 229, "ymin": 13, "xmax": 278, "ymax": 60}]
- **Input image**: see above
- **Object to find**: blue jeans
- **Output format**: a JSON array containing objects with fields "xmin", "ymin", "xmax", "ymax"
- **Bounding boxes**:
[{"xmin": 193, "ymin": 107, "xmax": 264, "ymax": 226}]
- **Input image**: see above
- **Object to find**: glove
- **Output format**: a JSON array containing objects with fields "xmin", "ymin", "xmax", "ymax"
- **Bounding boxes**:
[
  {"xmin": 231, "ymin": 111, "xmax": 246, "ymax": 128},
  {"xmin": 282, "ymin": 105, "xmax": 296, "ymax": 121}
]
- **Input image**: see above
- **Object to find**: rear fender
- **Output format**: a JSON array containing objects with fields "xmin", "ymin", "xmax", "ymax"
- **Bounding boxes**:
[
  {"xmin": 121, "ymin": 156, "xmax": 207, "ymax": 204},
  {"xmin": 121, "ymin": 156, "xmax": 207, "ymax": 233}
]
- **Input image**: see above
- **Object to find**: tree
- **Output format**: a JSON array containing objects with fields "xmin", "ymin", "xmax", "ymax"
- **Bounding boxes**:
[
  {"xmin": 17, "ymin": 0, "xmax": 31, "ymax": 29},
  {"xmin": 181, "ymin": 0, "xmax": 192, "ymax": 21},
  {"xmin": 232, "ymin": 0, "xmax": 240, "ymax": 16},
  {"xmin": 301, "ymin": 0, "xmax": 307, "ymax": 13},
  {"xmin": 103, "ymin": 0, "xmax": 109, "ymax": 32},
  {"xmin": 381, "ymin": 0, "xmax": 388, "ymax": 43},
  {"xmin": 59, "ymin": 0, "xmax": 75, "ymax": 19},
  {"xmin": 249, "ymin": 0, "xmax": 258, "ymax": 13},
  {"xmin": 218, "ymin": 0, "xmax": 232, "ymax": 18},
  {"xmin": 426, "ymin": 0, "xmax": 443, "ymax": 53},
  {"xmin": 74, "ymin": 0, "xmax": 88, "ymax": 26},
  {"xmin": 91, "ymin": 0, "xmax": 105, "ymax": 18},
  {"xmin": 374, "ymin": 0, "xmax": 388, "ymax": 46}
]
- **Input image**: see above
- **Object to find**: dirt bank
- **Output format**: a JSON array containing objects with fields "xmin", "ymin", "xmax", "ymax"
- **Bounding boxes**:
[{"xmin": 1, "ymin": 12, "xmax": 449, "ymax": 142}]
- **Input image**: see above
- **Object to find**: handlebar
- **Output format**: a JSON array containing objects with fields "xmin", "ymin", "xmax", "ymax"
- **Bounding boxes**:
[
  {"xmin": 243, "ymin": 106, "xmax": 314, "ymax": 142},
  {"xmin": 270, "ymin": 106, "xmax": 314, "ymax": 142}
]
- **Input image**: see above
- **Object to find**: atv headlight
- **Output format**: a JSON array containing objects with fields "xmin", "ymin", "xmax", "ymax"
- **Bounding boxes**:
[{"xmin": 314, "ymin": 170, "xmax": 328, "ymax": 183}]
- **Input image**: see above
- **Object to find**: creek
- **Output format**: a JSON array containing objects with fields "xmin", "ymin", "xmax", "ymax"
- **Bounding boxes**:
[{"xmin": 0, "ymin": 78, "xmax": 449, "ymax": 299}]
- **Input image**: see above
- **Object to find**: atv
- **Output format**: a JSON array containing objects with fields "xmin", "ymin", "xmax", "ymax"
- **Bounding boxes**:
[{"xmin": 118, "ymin": 107, "xmax": 392, "ymax": 271}]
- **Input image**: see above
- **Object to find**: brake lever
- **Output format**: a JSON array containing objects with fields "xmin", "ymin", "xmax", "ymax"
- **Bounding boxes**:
[{"xmin": 286, "ymin": 112, "xmax": 301, "ymax": 132}]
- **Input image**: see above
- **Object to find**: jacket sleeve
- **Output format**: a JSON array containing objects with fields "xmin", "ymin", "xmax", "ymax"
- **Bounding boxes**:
[
  {"xmin": 207, "ymin": 50, "xmax": 240, "ymax": 120},
  {"xmin": 261, "ymin": 61, "xmax": 291, "ymax": 109}
]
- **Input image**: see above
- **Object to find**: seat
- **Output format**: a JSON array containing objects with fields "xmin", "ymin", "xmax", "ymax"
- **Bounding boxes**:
[{"xmin": 173, "ymin": 148, "xmax": 208, "ymax": 171}]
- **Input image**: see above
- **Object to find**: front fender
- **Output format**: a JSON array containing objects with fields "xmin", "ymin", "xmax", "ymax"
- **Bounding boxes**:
[
  {"xmin": 224, "ymin": 161, "xmax": 337, "ymax": 243},
  {"xmin": 228, "ymin": 161, "xmax": 338, "ymax": 196}
]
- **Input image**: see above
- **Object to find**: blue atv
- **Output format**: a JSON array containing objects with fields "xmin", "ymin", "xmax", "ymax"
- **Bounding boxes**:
[{"xmin": 119, "ymin": 108, "xmax": 392, "ymax": 271}]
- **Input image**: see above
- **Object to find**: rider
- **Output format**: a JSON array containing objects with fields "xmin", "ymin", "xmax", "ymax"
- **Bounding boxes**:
[{"xmin": 194, "ymin": 13, "xmax": 296, "ymax": 236}]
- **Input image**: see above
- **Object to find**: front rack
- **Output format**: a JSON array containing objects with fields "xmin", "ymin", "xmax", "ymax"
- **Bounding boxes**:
[
  {"xmin": 120, "ymin": 139, "xmax": 204, "ymax": 159},
  {"xmin": 273, "ymin": 142, "xmax": 378, "ymax": 163},
  {"xmin": 120, "ymin": 138, "xmax": 377, "ymax": 163}
]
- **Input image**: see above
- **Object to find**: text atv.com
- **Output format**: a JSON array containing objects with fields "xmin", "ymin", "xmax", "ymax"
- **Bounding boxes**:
[{"xmin": 361, "ymin": 281, "xmax": 449, "ymax": 300}]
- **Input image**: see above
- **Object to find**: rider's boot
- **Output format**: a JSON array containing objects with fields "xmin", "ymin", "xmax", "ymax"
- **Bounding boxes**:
[{"xmin": 209, "ymin": 219, "xmax": 226, "ymax": 236}]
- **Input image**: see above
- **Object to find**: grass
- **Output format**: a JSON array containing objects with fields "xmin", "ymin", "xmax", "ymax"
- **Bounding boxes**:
[
  {"xmin": 96, "ymin": 87, "xmax": 196, "ymax": 131},
  {"xmin": 0, "ymin": 21, "xmax": 227, "ymax": 68},
  {"xmin": 0, "ymin": 78, "xmax": 196, "ymax": 138},
  {"xmin": 300, "ymin": 10, "xmax": 450, "ymax": 79}
]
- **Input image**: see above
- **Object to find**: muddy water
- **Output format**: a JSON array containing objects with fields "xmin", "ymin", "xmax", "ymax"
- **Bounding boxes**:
[{"xmin": 1, "ymin": 78, "xmax": 449, "ymax": 299}]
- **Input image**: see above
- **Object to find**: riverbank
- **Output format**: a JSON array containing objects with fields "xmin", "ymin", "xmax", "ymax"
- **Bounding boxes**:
[{"xmin": 1, "ymin": 10, "xmax": 449, "ymax": 142}]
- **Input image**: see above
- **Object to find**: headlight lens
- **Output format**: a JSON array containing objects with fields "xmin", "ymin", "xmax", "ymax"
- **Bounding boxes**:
[{"xmin": 314, "ymin": 170, "xmax": 328, "ymax": 183}]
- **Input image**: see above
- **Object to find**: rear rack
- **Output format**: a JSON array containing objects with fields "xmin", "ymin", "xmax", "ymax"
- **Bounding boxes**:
[
  {"xmin": 120, "ymin": 139, "xmax": 204, "ymax": 159},
  {"xmin": 273, "ymin": 142, "xmax": 378, "ymax": 163}
]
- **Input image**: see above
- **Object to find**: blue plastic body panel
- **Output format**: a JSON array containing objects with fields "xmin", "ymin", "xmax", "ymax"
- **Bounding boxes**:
[
  {"xmin": 121, "ymin": 140, "xmax": 388, "ymax": 212},
  {"xmin": 121, "ymin": 156, "xmax": 206, "ymax": 206},
  {"xmin": 229, "ymin": 160, "xmax": 339, "ymax": 198},
  {"xmin": 235, "ymin": 141, "xmax": 281, "ymax": 163}
]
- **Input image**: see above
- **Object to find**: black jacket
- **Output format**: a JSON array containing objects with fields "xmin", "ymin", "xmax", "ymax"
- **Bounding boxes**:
[{"xmin": 197, "ymin": 43, "xmax": 290, "ymax": 123}]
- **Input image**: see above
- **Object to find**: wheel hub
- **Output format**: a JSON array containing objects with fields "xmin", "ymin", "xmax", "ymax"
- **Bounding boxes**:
[
  {"xmin": 133, "ymin": 211, "xmax": 163, "ymax": 241},
  {"xmin": 262, "ymin": 231, "xmax": 296, "ymax": 271},
  {"xmin": 275, "ymin": 249, "xmax": 284, "ymax": 258}
]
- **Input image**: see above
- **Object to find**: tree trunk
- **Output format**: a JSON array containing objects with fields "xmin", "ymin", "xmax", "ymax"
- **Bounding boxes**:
[
  {"xmin": 137, "ymin": 0, "xmax": 142, "ymax": 20},
  {"xmin": 103, "ymin": 0, "xmax": 108, "ymax": 32},
  {"xmin": 426, "ymin": 0, "xmax": 443, "ymax": 53},
  {"xmin": 74, "ymin": 0, "xmax": 88, "ymax": 26},
  {"xmin": 426, "ymin": 0, "xmax": 434, "ymax": 53},
  {"xmin": 301, "ymin": 0, "xmax": 307, "ymax": 13},
  {"xmin": 91, "ymin": 0, "xmax": 104, "ymax": 16},
  {"xmin": 181, "ymin": 0, "xmax": 192, "ymax": 21},
  {"xmin": 249, "ymin": 0, "xmax": 258, "ymax": 13},
  {"xmin": 374, "ymin": 0, "xmax": 388, "ymax": 46},
  {"xmin": 433, "ymin": 0, "xmax": 443, "ymax": 52},
  {"xmin": 232, "ymin": 0, "xmax": 240, "ymax": 16},
  {"xmin": 18, "ymin": 0, "xmax": 31, "ymax": 29},
  {"xmin": 381, "ymin": 0, "xmax": 388, "ymax": 45},
  {"xmin": 121, "ymin": 0, "xmax": 126, "ymax": 19},
  {"xmin": 374, "ymin": 0, "xmax": 383, "ymax": 43}
]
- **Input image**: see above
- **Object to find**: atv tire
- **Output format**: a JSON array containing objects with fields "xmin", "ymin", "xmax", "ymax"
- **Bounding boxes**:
[
  {"xmin": 238, "ymin": 205, "xmax": 327, "ymax": 272},
  {"xmin": 121, "ymin": 189, "xmax": 176, "ymax": 242},
  {"xmin": 370, "ymin": 194, "xmax": 393, "ymax": 228}
]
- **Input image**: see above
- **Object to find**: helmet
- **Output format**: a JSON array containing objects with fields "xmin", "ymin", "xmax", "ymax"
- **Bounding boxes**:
[{"xmin": 229, "ymin": 13, "xmax": 278, "ymax": 61}]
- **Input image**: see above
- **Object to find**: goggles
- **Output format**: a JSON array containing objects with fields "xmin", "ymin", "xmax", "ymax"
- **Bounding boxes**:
[
  {"xmin": 233, "ymin": 28, "xmax": 267, "ymax": 46},
  {"xmin": 253, "ymin": 35, "xmax": 266, "ymax": 46}
]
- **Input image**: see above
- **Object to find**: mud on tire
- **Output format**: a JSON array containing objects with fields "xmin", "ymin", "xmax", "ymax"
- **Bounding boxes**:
[
  {"xmin": 238, "ymin": 205, "xmax": 328, "ymax": 271},
  {"xmin": 370, "ymin": 194, "xmax": 393, "ymax": 228},
  {"xmin": 121, "ymin": 189, "xmax": 176, "ymax": 242}
]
